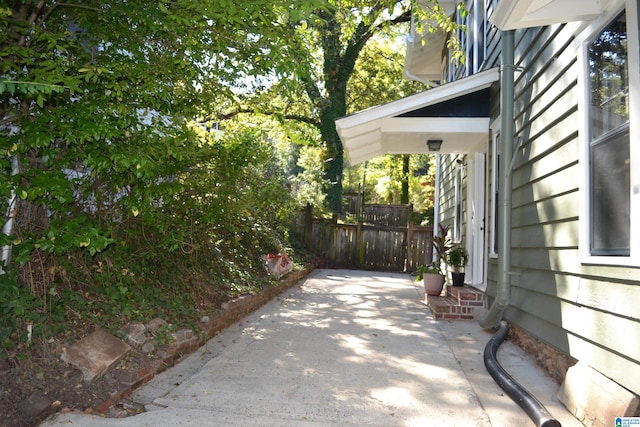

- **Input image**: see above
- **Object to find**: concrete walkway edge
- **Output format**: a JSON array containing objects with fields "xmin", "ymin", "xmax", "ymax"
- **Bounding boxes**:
[{"xmin": 41, "ymin": 270, "xmax": 582, "ymax": 427}]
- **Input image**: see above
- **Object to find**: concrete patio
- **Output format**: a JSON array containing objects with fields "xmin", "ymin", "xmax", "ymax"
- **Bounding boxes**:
[{"xmin": 42, "ymin": 269, "xmax": 582, "ymax": 426}]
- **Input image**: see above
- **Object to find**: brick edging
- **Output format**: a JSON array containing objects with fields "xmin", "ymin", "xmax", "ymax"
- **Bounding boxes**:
[
  {"xmin": 93, "ymin": 265, "xmax": 315, "ymax": 414},
  {"xmin": 508, "ymin": 323, "xmax": 577, "ymax": 384}
]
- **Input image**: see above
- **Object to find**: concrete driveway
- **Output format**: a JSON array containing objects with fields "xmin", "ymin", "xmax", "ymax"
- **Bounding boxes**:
[{"xmin": 42, "ymin": 269, "xmax": 581, "ymax": 426}]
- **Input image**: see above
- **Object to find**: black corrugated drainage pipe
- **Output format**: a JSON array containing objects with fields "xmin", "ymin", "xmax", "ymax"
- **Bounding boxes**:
[{"xmin": 484, "ymin": 322, "xmax": 561, "ymax": 427}]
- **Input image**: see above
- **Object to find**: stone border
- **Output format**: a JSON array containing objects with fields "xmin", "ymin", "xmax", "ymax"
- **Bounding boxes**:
[
  {"xmin": 508, "ymin": 323, "xmax": 577, "ymax": 384},
  {"xmin": 92, "ymin": 265, "xmax": 314, "ymax": 415}
]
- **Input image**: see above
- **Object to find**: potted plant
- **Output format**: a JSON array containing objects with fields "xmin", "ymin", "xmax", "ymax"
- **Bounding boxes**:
[
  {"xmin": 416, "ymin": 262, "xmax": 445, "ymax": 296},
  {"xmin": 432, "ymin": 224, "xmax": 452, "ymax": 264},
  {"xmin": 446, "ymin": 245, "xmax": 468, "ymax": 286},
  {"xmin": 416, "ymin": 224, "xmax": 451, "ymax": 296}
]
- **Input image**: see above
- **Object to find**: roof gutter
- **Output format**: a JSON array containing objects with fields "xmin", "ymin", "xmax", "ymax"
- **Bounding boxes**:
[
  {"xmin": 479, "ymin": 30, "xmax": 515, "ymax": 329},
  {"xmin": 403, "ymin": 68, "xmax": 441, "ymax": 87}
]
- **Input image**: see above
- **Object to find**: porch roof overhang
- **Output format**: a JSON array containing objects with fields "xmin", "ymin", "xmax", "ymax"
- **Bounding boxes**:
[
  {"xmin": 491, "ymin": 0, "xmax": 604, "ymax": 30},
  {"xmin": 336, "ymin": 67, "xmax": 500, "ymax": 165}
]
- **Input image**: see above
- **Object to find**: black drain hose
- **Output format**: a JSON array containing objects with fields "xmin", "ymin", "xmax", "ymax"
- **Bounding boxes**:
[{"xmin": 483, "ymin": 322, "xmax": 561, "ymax": 427}]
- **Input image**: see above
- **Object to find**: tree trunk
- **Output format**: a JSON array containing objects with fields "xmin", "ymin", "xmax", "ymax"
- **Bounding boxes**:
[
  {"xmin": 319, "ymin": 96, "xmax": 346, "ymax": 215},
  {"xmin": 306, "ymin": 4, "xmax": 412, "ymax": 215}
]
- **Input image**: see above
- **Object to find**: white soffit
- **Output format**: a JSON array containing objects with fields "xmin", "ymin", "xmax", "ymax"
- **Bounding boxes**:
[
  {"xmin": 336, "ymin": 68, "xmax": 500, "ymax": 165},
  {"xmin": 491, "ymin": 0, "xmax": 604, "ymax": 30}
]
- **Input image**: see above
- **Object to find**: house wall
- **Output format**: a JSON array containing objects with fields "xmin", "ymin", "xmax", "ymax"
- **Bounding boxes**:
[
  {"xmin": 438, "ymin": 155, "xmax": 466, "ymax": 267},
  {"xmin": 442, "ymin": 5, "xmax": 640, "ymax": 396},
  {"xmin": 506, "ymin": 21, "xmax": 640, "ymax": 397}
]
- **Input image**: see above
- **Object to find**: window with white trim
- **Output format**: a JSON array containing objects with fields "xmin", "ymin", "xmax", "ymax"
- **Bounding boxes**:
[
  {"xmin": 476, "ymin": 0, "xmax": 487, "ymax": 71},
  {"xmin": 452, "ymin": 0, "xmax": 488, "ymax": 78},
  {"xmin": 588, "ymin": 12, "xmax": 629, "ymax": 255},
  {"xmin": 454, "ymin": 162, "xmax": 462, "ymax": 243},
  {"xmin": 466, "ymin": 0, "xmax": 475, "ymax": 75},
  {"xmin": 579, "ymin": 1, "xmax": 639, "ymax": 264}
]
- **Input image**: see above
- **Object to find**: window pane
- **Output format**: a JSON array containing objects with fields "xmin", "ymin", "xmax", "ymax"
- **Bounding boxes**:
[
  {"xmin": 588, "ymin": 11, "xmax": 630, "ymax": 256},
  {"xmin": 591, "ymin": 125, "xmax": 630, "ymax": 255},
  {"xmin": 588, "ymin": 12, "xmax": 628, "ymax": 140}
]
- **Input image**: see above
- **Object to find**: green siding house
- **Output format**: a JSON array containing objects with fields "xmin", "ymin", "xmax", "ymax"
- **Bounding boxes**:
[{"xmin": 336, "ymin": 0, "xmax": 639, "ymax": 422}]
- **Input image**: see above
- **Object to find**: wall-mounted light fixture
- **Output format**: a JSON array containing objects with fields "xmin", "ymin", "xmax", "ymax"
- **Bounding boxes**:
[{"xmin": 427, "ymin": 139, "xmax": 443, "ymax": 152}]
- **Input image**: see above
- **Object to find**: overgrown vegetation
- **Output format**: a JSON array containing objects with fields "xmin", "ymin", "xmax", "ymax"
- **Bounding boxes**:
[
  {"xmin": 0, "ymin": 0, "xmax": 455, "ymax": 362},
  {"xmin": 0, "ymin": 2, "xmax": 462, "ymax": 425},
  {"xmin": 0, "ymin": 126, "xmax": 305, "ymax": 357},
  {"xmin": 0, "ymin": 0, "xmax": 324, "ymax": 359}
]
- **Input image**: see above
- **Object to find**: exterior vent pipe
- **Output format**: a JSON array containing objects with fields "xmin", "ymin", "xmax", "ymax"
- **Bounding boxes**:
[
  {"xmin": 484, "ymin": 322, "xmax": 561, "ymax": 427},
  {"xmin": 479, "ymin": 29, "xmax": 515, "ymax": 329}
]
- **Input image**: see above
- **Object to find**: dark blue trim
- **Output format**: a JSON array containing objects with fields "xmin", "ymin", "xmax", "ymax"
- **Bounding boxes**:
[{"xmin": 396, "ymin": 87, "xmax": 491, "ymax": 118}]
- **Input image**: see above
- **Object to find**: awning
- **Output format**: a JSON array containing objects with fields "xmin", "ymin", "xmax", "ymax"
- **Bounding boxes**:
[
  {"xmin": 336, "ymin": 68, "xmax": 500, "ymax": 165},
  {"xmin": 403, "ymin": 30, "xmax": 447, "ymax": 83},
  {"xmin": 403, "ymin": 0, "xmax": 457, "ymax": 83},
  {"xmin": 491, "ymin": 0, "xmax": 603, "ymax": 30}
]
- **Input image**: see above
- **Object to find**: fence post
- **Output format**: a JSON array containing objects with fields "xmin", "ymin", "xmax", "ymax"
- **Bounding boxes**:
[
  {"xmin": 406, "ymin": 205, "xmax": 414, "ymax": 272},
  {"xmin": 329, "ymin": 214, "xmax": 338, "ymax": 265},
  {"xmin": 356, "ymin": 221, "xmax": 364, "ymax": 267},
  {"xmin": 303, "ymin": 204, "xmax": 313, "ymax": 248}
]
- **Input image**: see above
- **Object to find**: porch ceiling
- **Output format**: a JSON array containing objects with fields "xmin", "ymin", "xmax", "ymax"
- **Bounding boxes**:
[{"xmin": 336, "ymin": 68, "xmax": 500, "ymax": 165}]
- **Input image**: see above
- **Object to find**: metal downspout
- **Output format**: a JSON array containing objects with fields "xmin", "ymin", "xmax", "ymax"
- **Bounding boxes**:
[{"xmin": 480, "ymin": 30, "xmax": 515, "ymax": 329}]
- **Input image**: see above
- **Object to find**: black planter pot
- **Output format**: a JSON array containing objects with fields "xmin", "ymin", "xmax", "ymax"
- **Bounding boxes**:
[{"xmin": 451, "ymin": 272, "xmax": 465, "ymax": 286}]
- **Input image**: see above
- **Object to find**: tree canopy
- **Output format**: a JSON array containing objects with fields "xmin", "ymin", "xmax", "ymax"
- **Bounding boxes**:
[
  {"xmin": 0, "ymin": 0, "xmax": 327, "ymax": 257},
  {"xmin": 0, "ymin": 0, "xmax": 459, "ymax": 350},
  {"xmin": 214, "ymin": 0, "xmax": 463, "ymax": 214},
  {"xmin": 0, "ymin": 0, "xmax": 324, "ymax": 349}
]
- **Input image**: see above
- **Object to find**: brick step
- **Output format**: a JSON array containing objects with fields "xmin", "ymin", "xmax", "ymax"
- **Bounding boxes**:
[
  {"xmin": 426, "ymin": 285, "xmax": 488, "ymax": 320},
  {"xmin": 446, "ymin": 285, "xmax": 487, "ymax": 303},
  {"xmin": 427, "ymin": 295, "xmax": 460, "ymax": 313}
]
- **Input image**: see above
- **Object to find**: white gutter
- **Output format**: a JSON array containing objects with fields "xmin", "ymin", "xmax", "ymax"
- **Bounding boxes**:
[{"xmin": 403, "ymin": 68, "xmax": 441, "ymax": 87}]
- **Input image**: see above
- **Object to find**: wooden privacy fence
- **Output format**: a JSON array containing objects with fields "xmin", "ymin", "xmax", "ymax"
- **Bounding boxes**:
[
  {"xmin": 343, "ymin": 193, "xmax": 412, "ymax": 226},
  {"xmin": 361, "ymin": 204, "xmax": 412, "ymax": 227},
  {"xmin": 294, "ymin": 205, "xmax": 433, "ymax": 272}
]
